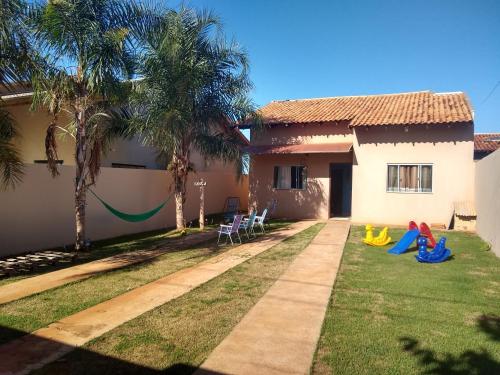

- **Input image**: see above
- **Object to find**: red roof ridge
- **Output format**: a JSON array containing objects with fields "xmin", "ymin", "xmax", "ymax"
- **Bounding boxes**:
[
  {"xmin": 258, "ymin": 91, "xmax": 473, "ymax": 127},
  {"xmin": 434, "ymin": 91, "xmax": 465, "ymax": 95},
  {"xmin": 269, "ymin": 90, "xmax": 448, "ymax": 104}
]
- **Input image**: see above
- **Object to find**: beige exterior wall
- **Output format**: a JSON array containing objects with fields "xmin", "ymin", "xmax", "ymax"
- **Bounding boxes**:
[
  {"xmin": 0, "ymin": 165, "xmax": 248, "ymax": 256},
  {"xmin": 103, "ymin": 137, "xmax": 161, "ymax": 169},
  {"xmin": 7, "ymin": 102, "xmax": 75, "ymax": 165},
  {"xmin": 4, "ymin": 101, "xmax": 236, "ymax": 172},
  {"xmin": 249, "ymin": 122, "xmax": 475, "ymax": 227},
  {"xmin": 189, "ymin": 149, "xmax": 234, "ymax": 172},
  {"xmin": 6, "ymin": 101, "xmax": 161, "ymax": 169},
  {"xmin": 249, "ymin": 153, "xmax": 352, "ymax": 220},
  {"xmin": 475, "ymin": 149, "xmax": 500, "ymax": 257},
  {"xmin": 352, "ymin": 123, "xmax": 475, "ymax": 227}
]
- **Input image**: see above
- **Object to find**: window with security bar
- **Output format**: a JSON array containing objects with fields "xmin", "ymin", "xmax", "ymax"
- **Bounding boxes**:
[{"xmin": 387, "ymin": 164, "xmax": 432, "ymax": 193}]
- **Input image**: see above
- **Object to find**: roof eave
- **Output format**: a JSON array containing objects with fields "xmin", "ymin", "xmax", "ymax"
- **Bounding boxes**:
[
  {"xmin": 0, "ymin": 92, "xmax": 34, "ymax": 104},
  {"xmin": 349, "ymin": 120, "xmax": 474, "ymax": 128}
]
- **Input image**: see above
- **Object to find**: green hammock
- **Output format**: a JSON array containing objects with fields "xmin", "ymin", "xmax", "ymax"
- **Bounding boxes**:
[{"xmin": 89, "ymin": 189, "xmax": 173, "ymax": 222}]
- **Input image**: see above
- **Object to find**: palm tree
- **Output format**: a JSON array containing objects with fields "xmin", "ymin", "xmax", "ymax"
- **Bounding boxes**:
[
  {"xmin": 130, "ymin": 7, "xmax": 257, "ymax": 230},
  {"xmin": 30, "ymin": 0, "xmax": 139, "ymax": 251},
  {"xmin": 0, "ymin": 0, "xmax": 33, "ymax": 188}
]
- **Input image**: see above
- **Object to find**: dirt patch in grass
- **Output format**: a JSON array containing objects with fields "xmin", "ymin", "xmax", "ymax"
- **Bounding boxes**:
[
  {"xmin": 312, "ymin": 225, "xmax": 500, "ymax": 375},
  {"xmin": 33, "ymin": 223, "xmax": 325, "ymax": 374}
]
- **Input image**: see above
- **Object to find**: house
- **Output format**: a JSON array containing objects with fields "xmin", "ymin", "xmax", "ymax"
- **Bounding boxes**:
[
  {"xmin": 244, "ymin": 91, "xmax": 475, "ymax": 228},
  {"xmin": 474, "ymin": 133, "xmax": 500, "ymax": 160},
  {"xmin": 0, "ymin": 85, "xmax": 161, "ymax": 170},
  {"xmin": 0, "ymin": 85, "xmax": 247, "ymax": 173}
]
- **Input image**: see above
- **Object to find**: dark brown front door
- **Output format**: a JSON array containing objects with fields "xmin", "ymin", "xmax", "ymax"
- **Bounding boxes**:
[{"xmin": 330, "ymin": 164, "xmax": 352, "ymax": 217}]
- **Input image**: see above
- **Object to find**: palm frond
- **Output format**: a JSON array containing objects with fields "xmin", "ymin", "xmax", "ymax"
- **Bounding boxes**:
[
  {"xmin": 0, "ymin": 107, "xmax": 24, "ymax": 188},
  {"xmin": 44, "ymin": 117, "xmax": 60, "ymax": 177},
  {"xmin": 129, "ymin": 5, "xmax": 257, "ymax": 173},
  {"xmin": 0, "ymin": 140, "xmax": 24, "ymax": 189},
  {"xmin": 29, "ymin": 0, "xmax": 141, "ymax": 188}
]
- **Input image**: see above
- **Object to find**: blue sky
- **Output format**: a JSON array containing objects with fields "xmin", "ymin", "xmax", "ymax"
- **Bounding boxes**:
[{"xmin": 184, "ymin": 0, "xmax": 500, "ymax": 133}]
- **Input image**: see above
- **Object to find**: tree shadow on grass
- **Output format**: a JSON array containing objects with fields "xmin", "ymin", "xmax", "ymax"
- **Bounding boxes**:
[
  {"xmin": 477, "ymin": 314, "xmax": 500, "ymax": 342},
  {"xmin": 400, "ymin": 337, "xmax": 499, "ymax": 375},
  {"xmin": 0, "ymin": 325, "xmax": 223, "ymax": 375},
  {"xmin": 399, "ymin": 314, "xmax": 500, "ymax": 374}
]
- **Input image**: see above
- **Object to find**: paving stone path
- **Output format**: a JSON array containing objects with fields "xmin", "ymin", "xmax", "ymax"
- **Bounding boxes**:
[
  {"xmin": 197, "ymin": 220, "xmax": 350, "ymax": 375},
  {"xmin": 0, "ymin": 251, "xmax": 77, "ymax": 278},
  {"xmin": 0, "ymin": 230, "xmax": 217, "ymax": 305},
  {"xmin": 0, "ymin": 221, "xmax": 316, "ymax": 375}
]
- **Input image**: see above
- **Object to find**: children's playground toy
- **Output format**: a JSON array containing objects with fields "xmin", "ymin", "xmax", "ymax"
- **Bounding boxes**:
[
  {"xmin": 409, "ymin": 220, "xmax": 419, "ymax": 231},
  {"xmin": 415, "ymin": 236, "xmax": 451, "ymax": 263},
  {"xmin": 419, "ymin": 222, "xmax": 437, "ymax": 248},
  {"xmin": 388, "ymin": 221, "xmax": 437, "ymax": 255},
  {"xmin": 388, "ymin": 222, "xmax": 420, "ymax": 254},
  {"xmin": 364, "ymin": 224, "xmax": 392, "ymax": 246}
]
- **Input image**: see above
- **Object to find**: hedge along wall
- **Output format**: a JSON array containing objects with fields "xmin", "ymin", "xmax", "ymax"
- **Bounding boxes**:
[
  {"xmin": 475, "ymin": 149, "xmax": 500, "ymax": 257},
  {"xmin": 0, "ymin": 164, "xmax": 248, "ymax": 256}
]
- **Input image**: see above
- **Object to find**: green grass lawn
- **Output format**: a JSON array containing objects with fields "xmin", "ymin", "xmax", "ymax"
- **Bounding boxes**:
[
  {"xmin": 0, "ymin": 226, "xmax": 210, "ymax": 287},
  {"xmin": 313, "ymin": 226, "xmax": 500, "ymax": 375},
  {"xmin": 33, "ymin": 223, "xmax": 325, "ymax": 374},
  {"xmin": 0, "ymin": 220, "xmax": 293, "ymax": 346}
]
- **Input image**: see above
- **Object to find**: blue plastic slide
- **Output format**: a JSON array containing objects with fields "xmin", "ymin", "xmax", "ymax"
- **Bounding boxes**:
[{"xmin": 388, "ymin": 229, "xmax": 420, "ymax": 255}]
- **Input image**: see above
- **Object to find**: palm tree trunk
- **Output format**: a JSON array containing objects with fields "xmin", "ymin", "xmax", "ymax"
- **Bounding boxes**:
[
  {"xmin": 74, "ymin": 103, "xmax": 87, "ymax": 251},
  {"xmin": 199, "ymin": 181, "xmax": 205, "ymax": 230},
  {"xmin": 75, "ymin": 181, "xmax": 86, "ymax": 250},
  {"xmin": 172, "ymin": 151, "xmax": 189, "ymax": 230},
  {"xmin": 174, "ymin": 189, "xmax": 184, "ymax": 230}
]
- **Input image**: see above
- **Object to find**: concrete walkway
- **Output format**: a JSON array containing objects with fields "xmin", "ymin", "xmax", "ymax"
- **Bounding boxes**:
[
  {"xmin": 0, "ymin": 230, "xmax": 217, "ymax": 305},
  {"xmin": 0, "ymin": 221, "xmax": 316, "ymax": 375},
  {"xmin": 197, "ymin": 220, "xmax": 350, "ymax": 375}
]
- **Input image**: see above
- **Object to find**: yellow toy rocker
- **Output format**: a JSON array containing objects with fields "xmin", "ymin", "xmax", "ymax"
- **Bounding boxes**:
[{"xmin": 363, "ymin": 224, "xmax": 392, "ymax": 246}]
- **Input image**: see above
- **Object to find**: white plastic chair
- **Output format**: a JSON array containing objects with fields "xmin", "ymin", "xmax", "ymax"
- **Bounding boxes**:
[
  {"xmin": 254, "ymin": 208, "xmax": 268, "ymax": 233},
  {"xmin": 240, "ymin": 210, "xmax": 257, "ymax": 239},
  {"xmin": 218, "ymin": 214, "xmax": 243, "ymax": 245}
]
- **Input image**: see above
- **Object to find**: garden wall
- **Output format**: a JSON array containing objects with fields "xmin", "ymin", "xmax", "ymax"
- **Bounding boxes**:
[
  {"xmin": 475, "ymin": 149, "xmax": 500, "ymax": 257},
  {"xmin": 0, "ymin": 164, "xmax": 248, "ymax": 256}
]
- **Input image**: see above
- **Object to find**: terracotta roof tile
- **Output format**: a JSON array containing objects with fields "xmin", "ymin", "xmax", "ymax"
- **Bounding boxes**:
[
  {"xmin": 257, "ymin": 91, "xmax": 473, "ymax": 127},
  {"xmin": 245, "ymin": 142, "xmax": 353, "ymax": 155},
  {"xmin": 474, "ymin": 133, "xmax": 500, "ymax": 152}
]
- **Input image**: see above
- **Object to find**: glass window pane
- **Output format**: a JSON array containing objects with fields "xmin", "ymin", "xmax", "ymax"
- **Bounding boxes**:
[
  {"xmin": 298, "ymin": 166, "xmax": 305, "ymax": 189},
  {"xmin": 278, "ymin": 167, "xmax": 284, "ymax": 189},
  {"xmin": 290, "ymin": 166, "xmax": 305, "ymax": 189},
  {"xmin": 400, "ymin": 165, "xmax": 408, "ymax": 190},
  {"xmin": 291, "ymin": 166, "xmax": 298, "ymax": 189},
  {"xmin": 421, "ymin": 165, "xmax": 432, "ymax": 192},
  {"xmin": 277, "ymin": 166, "xmax": 291, "ymax": 189},
  {"xmin": 399, "ymin": 165, "xmax": 418, "ymax": 191},
  {"xmin": 409, "ymin": 165, "xmax": 418, "ymax": 191},
  {"xmin": 387, "ymin": 165, "xmax": 398, "ymax": 191}
]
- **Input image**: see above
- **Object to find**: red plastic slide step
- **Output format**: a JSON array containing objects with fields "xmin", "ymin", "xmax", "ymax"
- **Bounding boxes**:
[{"xmin": 419, "ymin": 222, "xmax": 437, "ymax": 248}]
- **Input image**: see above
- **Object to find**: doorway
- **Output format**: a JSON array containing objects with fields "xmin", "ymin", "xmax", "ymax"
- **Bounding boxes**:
[{"xmin": 330, "ymin": 163, "xmax": 352, "ymax": 217}]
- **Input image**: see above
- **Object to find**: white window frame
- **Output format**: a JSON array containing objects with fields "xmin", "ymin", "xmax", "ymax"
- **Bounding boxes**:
[
  {"xmin": 386, "ymin": 163, "xmax": 433, "ymax": 193},
  {"xmin": 273, "ymin": 165, "xmax": 307, "ymax": 190}
]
